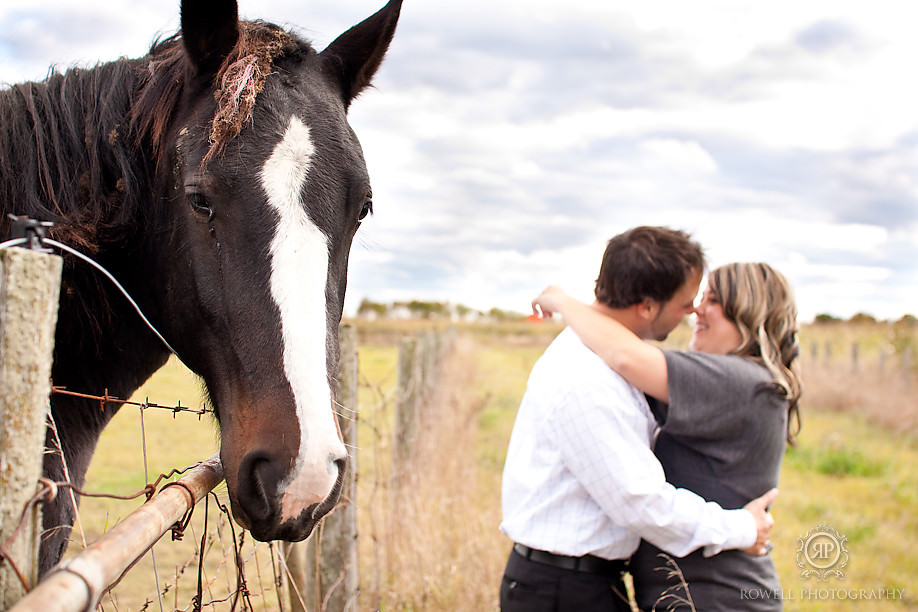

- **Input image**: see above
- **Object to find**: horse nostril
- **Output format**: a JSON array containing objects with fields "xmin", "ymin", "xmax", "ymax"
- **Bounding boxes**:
[
  {"xmin": 332, "ymin": 454, "xmax": 348, "ymax": 479},
  {"xmin": 237, "ymin": 452, "xmax": 281, "ymax": 524}
]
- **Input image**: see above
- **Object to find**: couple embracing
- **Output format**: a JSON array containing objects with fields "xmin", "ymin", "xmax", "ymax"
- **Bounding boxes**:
[{"xmin": 500, "ymin": 226, "xmax": 801, "ymax": 611}]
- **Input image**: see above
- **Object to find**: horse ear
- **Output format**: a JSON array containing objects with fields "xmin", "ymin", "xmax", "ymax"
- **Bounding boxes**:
[
  {"xmin": 319, "ymin": 0, "xmax": 403, "ymax": 109},
  {"xmin": 181, "ymin": 0, "xmax": 240, "ymax": 79}
]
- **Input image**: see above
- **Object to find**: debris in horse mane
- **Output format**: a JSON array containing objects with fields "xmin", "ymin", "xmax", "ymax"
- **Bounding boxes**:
[{"xmin": 204, "ymin": 22, "xmax": 297, "ymax": 165}]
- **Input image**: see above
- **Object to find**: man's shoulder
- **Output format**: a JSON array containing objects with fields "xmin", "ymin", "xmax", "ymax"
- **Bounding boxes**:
[
  {"xmin": 538, "ymin": 328, "xmax": 604, "ymax": 371},
  {"xmin": 533, "ymin": 329, "xmax": 641, "ymax": 394}
]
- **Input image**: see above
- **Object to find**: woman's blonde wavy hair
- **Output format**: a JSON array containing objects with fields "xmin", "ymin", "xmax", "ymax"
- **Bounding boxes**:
[{"xmin": 708, "ymin": 262, "xmax": 802, "ymax": 443}]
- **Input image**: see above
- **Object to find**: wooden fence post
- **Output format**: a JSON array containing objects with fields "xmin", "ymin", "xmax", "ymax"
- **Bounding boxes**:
[
  {"xmin": 393, "ymin": 337, "xmax": 419, "ymax": 472},
  {"xmin": 904, "ymin": 347, "xmax": 914, "ymax": 385},
  {"xmin": 392, "ymin": 330, "xmax": 453, "ymax": 476},
  {"xmin": 0, "ymin": 248, "xmax": 62, "ymax": 607},
  {"xmin": 294, "ymin": 324, "xmax": 359, "ymax": 612}
]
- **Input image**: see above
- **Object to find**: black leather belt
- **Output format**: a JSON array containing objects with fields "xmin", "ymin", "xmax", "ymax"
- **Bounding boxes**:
[{"xmin": 513, "ymin": 543, "xmax": 626, "ymax": 576}]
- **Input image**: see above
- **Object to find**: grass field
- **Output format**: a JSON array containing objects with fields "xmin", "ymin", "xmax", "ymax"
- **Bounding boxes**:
[{"xmin": 72, "ymin": 319, "xmax": 917, "ymax": 610}]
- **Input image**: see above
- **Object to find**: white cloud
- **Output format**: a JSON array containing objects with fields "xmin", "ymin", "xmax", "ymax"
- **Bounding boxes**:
[{"xmin": 2, "ymin": 0, "xmax": 916, "ymax": 321}]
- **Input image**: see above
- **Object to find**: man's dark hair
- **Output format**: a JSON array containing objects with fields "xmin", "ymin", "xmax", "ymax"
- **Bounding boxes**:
[{"xmin": 594, "ymin": 227, "xmax": 705, "ymax": 308}]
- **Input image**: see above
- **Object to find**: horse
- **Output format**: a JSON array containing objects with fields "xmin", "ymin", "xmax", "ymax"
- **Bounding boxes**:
[{"xmin": 0, "ymin": 0, "xmax": 402, "ymax": 575}]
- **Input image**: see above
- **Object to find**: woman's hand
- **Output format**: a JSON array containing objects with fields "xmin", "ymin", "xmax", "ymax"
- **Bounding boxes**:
[
  {"xmin": 532, "ymin": 285, "xmax": 570, "ymax": 319},
  {"xmin": 742, "ymin": 488, "xmax": 779, "ymax": 556},
  {"xmin": 532, "ymin": 284, "xmax": 671, "ymax": 401}
]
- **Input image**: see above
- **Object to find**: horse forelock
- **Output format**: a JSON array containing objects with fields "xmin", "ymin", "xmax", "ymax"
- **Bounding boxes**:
[
  {"xmin": 133, "ymin": 21, "xmax": 306, "ymax": 168},
  {"xmin": 206, "ymin": 21, "xmax": 301, "ymax": 164}
]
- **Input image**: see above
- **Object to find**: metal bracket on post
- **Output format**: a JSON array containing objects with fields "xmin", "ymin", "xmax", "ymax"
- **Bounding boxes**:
[{"xmin": 7, "ymin": 214, "xmax": 54, "ymax": 253}]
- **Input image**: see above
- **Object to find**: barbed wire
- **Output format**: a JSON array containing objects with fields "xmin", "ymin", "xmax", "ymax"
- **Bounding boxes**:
[
  {"xmin": 51, "ymin": 386, "xmax": 212, "ymax": 418},
  {"xmin": 4, "ymin": 335, "xmax": 451, "ymax": 610},
  {"xmin": 2, "ymin": 377, "xmax": 219, "ymax": 607},
  {"xmin": 0, "ymin": 460, "xmax": 206, "ymax": 595}
]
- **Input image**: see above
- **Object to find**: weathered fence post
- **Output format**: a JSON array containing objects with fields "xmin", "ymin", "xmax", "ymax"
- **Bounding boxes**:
[
  {"xmin": 392, "ymin": 330, "xmax": 454, "ymax": 477},
  {"xmin": 904, "ymin": 347, "xmax": 914, "ymax": 386},
  {"xmin": 393, "ymin": 336, "xmax": 419, "ymax": 472},
  {"xmin": 0, "ymin": 247, "xmax": 62, "ymax": 607},
  {"xmin": 292, "ymin": 324, "xmax": 359, "ymax": 612}
]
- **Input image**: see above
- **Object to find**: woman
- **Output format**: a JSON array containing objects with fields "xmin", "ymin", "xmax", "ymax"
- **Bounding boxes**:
[{"xmin": 532, "ymin": 262, "xmax": 801, "ymax": 611}]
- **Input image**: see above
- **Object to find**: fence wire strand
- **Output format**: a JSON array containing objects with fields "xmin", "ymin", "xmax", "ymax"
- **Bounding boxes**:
[{"xmin": 4, "ymin": 326, "xmax": 457, "ymax": 610}]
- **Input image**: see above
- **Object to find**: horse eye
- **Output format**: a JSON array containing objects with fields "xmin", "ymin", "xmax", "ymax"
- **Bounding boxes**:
[
  {"xmin": 358, "ymin": 199, "xmax": 373, "ymax": 221},
  {"xmin": 188, "ymin": 192, "xmax": 214, "ymax": 219}
]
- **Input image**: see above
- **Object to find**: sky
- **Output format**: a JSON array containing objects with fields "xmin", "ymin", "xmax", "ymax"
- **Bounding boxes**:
[{"xmin": 2, "ymin": 0, "xmax": 916, "ymax": 322}]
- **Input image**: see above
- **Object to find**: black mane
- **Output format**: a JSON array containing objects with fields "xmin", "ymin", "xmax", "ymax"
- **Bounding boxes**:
[{"xmin": 0, "ymin": 60, "xmax": 144, "ymax": 250}]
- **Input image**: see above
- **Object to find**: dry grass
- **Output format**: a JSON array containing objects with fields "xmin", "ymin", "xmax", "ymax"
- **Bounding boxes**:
[
  {"xmin": 350, "ymin": 321, "xmax": 918, "ymax": 611},
  {"xmin": 356, "ymin": 335, "xmax": 506, "ymax": 610},
  {"xmin": 68, "ymin": 319, "xmax": 918, "ymax": 610},
  {"xmin": 800, "ymin": 358, "xmax": 918, "ymax": 436}
]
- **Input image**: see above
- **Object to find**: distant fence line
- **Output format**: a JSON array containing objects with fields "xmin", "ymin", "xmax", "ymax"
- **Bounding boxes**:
[
  {"xmin": 289, "ymin": 326, "xmax": 455, "ymax": 612},
  {"xmin": 807, "ymin": 340, "xmax": 914, "ymax": 381},
  {"xmin": 0, "ymin": 242, "xmax": 459, "ymax": 610}
]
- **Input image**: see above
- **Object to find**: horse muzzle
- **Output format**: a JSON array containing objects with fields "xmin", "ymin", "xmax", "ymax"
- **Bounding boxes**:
[{"xmin": 229, "ymin": 446, "xmax": 347, "ymax": 541}]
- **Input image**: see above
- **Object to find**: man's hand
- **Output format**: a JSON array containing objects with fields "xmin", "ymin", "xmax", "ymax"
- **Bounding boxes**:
[{"xmin": 742, "ymin": 488, "xmax": 778, "ymax": 556}]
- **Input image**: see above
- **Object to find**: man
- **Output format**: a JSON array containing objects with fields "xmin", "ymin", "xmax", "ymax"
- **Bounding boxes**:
[{"xmin": 499, "ymin": 227, "xmax": 776, "ymax": 611}]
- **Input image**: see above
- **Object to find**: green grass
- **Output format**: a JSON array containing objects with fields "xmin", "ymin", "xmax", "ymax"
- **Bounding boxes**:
[
  {"xmin": 785, "ymin": 443, "xmax": 888, "ymax": 478},
  {"xmin": 771, "ymin": 410, "xmax": 918, "ymax": 610}
]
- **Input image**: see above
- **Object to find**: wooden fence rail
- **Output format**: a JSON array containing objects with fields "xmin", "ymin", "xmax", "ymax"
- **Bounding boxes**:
[{"xmin": 8, "ymin": 457, "xmax": 223, "ymax": 612}]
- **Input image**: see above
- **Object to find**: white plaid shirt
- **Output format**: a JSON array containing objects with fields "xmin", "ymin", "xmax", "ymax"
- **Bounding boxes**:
[{"xmin": 500, "ymin": 328, "xmax": 754, "ymax": 560}]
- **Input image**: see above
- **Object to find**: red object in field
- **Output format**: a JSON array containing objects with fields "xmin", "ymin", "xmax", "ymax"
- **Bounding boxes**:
[{"xmin": 527, "ymin": 314, "xmax": 543, "ymax": 322}]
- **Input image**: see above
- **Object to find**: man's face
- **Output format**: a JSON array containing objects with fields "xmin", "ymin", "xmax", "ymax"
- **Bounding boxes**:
[{"xmin": 647, "ymin": 269, "xmax": 703, "ymax": 341}]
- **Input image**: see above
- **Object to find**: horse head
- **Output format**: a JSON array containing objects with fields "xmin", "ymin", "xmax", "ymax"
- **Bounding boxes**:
[{"xmin": 143, "ymin": 0, "xmax": 402, "ymax": 542}]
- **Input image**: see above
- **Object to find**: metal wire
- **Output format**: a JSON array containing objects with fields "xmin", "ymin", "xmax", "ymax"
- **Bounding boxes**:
[
  {"xmin": 0, "ymin": 237, "xmax": 28, "ymax": 250},
  {"xmin": 3, "ymin": 232, "xmax": 180, "ymax": 359},
  {"xmin": 41, "ymin": 238, "xmax": 181, "ymax": 359}
]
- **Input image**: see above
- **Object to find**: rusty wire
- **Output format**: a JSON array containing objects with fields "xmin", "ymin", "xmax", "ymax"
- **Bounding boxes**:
[
  {"xmin": 5, "ymin": 352, "xmax": 395, "ymax": 609},
  {"xmin": 50, "ymin": 386, "xmax": 212, "ymax": 418},
  {"xmin": 0, "ymin": 454, "xmax": 260, "ymax": 610},
  {"xmin": 0, "ymin": 462, "xmax": 202, "ymax": 596},
  {"xmin": 2, "ymin": 377, "xmax": 215, "ymax": 602},
  {"xmin": 0, "ymin": 478, "xmax": 56, "ymax": 592}
]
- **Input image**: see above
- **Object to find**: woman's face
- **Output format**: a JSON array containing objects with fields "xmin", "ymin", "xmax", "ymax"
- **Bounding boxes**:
[{"xmin": 690, "ymin": 285, "xmax": 743, "ymax": 354}]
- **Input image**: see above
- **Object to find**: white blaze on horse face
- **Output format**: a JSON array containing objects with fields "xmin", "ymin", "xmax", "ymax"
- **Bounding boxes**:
[{"xmin": 261, "ymin": 115, "xmax": 347, "ymax": 521}]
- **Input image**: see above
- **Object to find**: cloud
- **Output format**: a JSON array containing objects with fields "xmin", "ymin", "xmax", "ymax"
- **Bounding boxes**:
[{"xmin": 2, "ymin": 0, "xmax": 916, "ymax": 321}]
